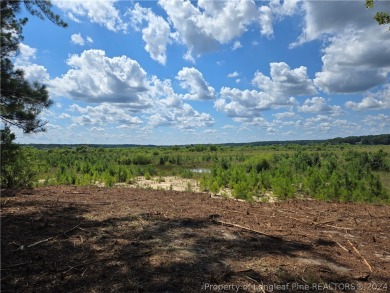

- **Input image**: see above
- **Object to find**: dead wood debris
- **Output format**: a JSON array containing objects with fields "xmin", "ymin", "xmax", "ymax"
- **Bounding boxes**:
[
  {"xmin": 348, "ymin": 240, "xmax": 373, "ymax": 272},
  {"xmin": 14, "ymin": 224, "xmax": 83, "ymax": 251}
]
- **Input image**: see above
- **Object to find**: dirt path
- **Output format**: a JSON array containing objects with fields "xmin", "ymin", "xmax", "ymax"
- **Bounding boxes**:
[{"xmin": 1, "ymin": 186, "xmax": 390, "ymax": 292}]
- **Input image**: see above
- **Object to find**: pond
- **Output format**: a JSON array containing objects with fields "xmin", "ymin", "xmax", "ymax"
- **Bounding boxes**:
[{"xmin": 189, "ymin": 168, "xmax": 211, "ymax": 173}]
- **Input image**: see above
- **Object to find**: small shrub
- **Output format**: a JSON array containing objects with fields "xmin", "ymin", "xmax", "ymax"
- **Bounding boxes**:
[
  {"xmin": 272, "ymin": 176, "xmax": 295, "ymax": 199},
  {"xmin": 185, "ymin": 182, "xmax": 193, "ymax": 192},
  {"xmin": 1, "ymin": 128, "xmax": 37, "ymax": 188},
  {"xmin": 210, "ymin": 181, "xmax": 220, "ymax": 194},
  {"xmin": 233, "ymin": 182, "xmax": 252, "ymax": 201},
  {"xmin": 132, "ymin": 154, "xmax": 152, "ymax": 165},
  {"xmin": 105, "ymin": 176, "xmax": 114, "ymax": 187},
  {"xmin": 180, "ymin": 169, "xmax": 193, "ymax": 179}
]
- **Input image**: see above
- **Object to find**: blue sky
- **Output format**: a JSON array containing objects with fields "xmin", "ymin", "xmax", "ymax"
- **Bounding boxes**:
[{"xmin": 13, "ymin": 0, "xmax": 390, "ymax": 145}]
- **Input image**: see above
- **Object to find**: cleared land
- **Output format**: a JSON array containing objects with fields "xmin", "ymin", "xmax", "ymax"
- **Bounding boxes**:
[{"xmin": 1, "ymin": 186, "xmax": 390, "ymax": 292}]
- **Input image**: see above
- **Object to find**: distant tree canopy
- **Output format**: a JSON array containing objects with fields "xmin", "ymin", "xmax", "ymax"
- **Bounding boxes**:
[
  {"xmin": 366, "ymin": 0, "xmax": 390, "ymax": 29},
  {"xmin": 1, "ymin": 0, "xmax": 67, "ymax": 133},
  {"xmin": 328, "ymin": 134, "xmax": 390, "ymax": 145}
]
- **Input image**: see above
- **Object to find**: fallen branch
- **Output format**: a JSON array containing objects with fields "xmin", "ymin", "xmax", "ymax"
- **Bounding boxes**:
[
  {"xmin": 211, "ymin": 219, "xmax": 274, "ymax": 238},
  {"xmin": 283, "ymin": 214, "xmax": 353, "ymax": 231},
  {"xmin": 22, "ymin": 224, "xmax": 81, "ymax": 249},
  {"xmin": 326, "ymin": 232, "xmax": 349, "ymax": 252},
  {"xmin": 244, "ymin": 275, "xmax": 259, "ymax": 283},
  {"xmin": 61, "ymin": 224, "xmax": 81, "ymax": 236},
  {"xmin": 320, "ymin": 223, "xmax": 353, "ymax": 231},
  {"xmin": 348, "ymin": 240, "xmax": 373, "ymax": 272},
  {"xmin": 86, "ymin": 202, "xmax": 113, "ymax": 206},
  {"xmin": 315, "ymin": 220, "xmax": 336, "ymax": 226},
  {"xmin": 60, "ymin": 259, "xmax": 105, "ymax": 274},
  {"xmin": 277, "ymin": 208, "xmax": 354, "ymax": 231},
  {"xmin": 27, "ymin": 237, "xmax": 55, "ymax": 248},
  {"xmin": 1, "ymin": 262, "xmax": 29, "ymax": 270},
  {"xmin": 278, "ymin": 208, "xmax": 315, "ymax": 218},
  {"xmin": 335, "ymin": 241, "xmax": 349, "ymax": 252}
]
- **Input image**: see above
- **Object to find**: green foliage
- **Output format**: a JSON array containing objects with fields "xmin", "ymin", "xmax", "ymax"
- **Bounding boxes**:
[
  {"xmin": 132, "ymin": 154, "xmax": 152, "ymax": 165},
  {"xmin": 201, "ymin": 147, "xmax": 389, "ymax": 203},
  {"xmin": 245, "ymin": 157, "xmax": 270, "ymax": 173},
  {"xmin": 144, "ymin": 172, "xmax": 151, "ymax": 180},
  {"xmin": 366, "ymin": 0, "xmax": 390, "ymax": 29},
  {"xmin": 199, "ymin": 174, "xmax": 211, "ymax": 192},
  {"xmin": 272, "ymin": 176, "xmax": 295, "ymax": 199},
  {"xmin": 370, "ymin": 149, "xmax": 389, "ymax": 171},
  {"xmin": 209, "ymin": 144, "xmax": 217, "ymax": 152},
  {"xmin": 232, "ymin": 181, "xmax": 253, "ymax": 201},
  {"xmin": 194, "ymin": 144, "xmax": 207, "ymax": 152},
  {"xmin": 185, "ymin": 182, "xmax": 193, "ymax": 192},
  {"xmin": 1, "ymin": 0, "xmax": 66, "ymax": 133},
  {"xmin": 328, "ymin": 134, "xmax": 390, "ymax": 145},
  {"xmin": 1, "ymin": 127, "xmax": 37, "ymax": 188},
  {"xmin": 1, "ymin": 1, "xmax": 67, "ymax": 189},
  {"xmin": 375, "ymin": 11, "xmax": 390, "ymax": 26},
  {"xmin": 19, "ymin": 142, "xmax": 390, "ymax": 204},
  {"xmin": 117, "ymin": 166, "xmax": 130, "ymax": 182},
  {"xmin": 23, "ymin": 0, "xmax": 68, "ymax": 28},
  {"xmin": 180, "ymin": 169, "xmax": 193, "ymax": 179},
  {"xmin": 104, "ymin": 175, "xmax": 115, "ymax": 187},
  {"xmin": 366, "ymin": 0, "xmax": 374, "ymax": 8},
  {"xmin": 209, "ymin": 181, "xmax": 220, "ymax": 194}
]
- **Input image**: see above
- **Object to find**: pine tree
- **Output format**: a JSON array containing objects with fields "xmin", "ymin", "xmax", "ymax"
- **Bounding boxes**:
[
  {"xmin": 366, "ymin": 0, "xmax": 390, "ymax": 29},
  {"xmin": 1, "ymin": 0, "xmax": 67, "ymax": 133},
  {"xmin": 1, "ymin": 1, "xmax": 67, "ymax": 188}
]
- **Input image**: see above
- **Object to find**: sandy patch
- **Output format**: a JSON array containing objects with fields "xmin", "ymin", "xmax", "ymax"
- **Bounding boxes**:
[{"xmin": 128, "ymin": 176, "xmax": 201, "ymax": 192}]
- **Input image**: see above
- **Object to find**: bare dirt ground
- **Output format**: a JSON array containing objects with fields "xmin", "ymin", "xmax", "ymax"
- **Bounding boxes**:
[{"xmin": 1, "ymin": 186, "xmax": 390, "ymax": 292}]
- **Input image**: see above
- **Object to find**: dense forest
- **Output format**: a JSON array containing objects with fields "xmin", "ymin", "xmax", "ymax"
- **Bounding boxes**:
[{"xmin": 327, "ymin": 134, "xmax": 390, "ymax": 145}]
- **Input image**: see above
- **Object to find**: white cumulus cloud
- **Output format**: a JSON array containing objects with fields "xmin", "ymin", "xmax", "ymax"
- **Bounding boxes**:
[
  {"xmin": 128, "ymin": 3, "xmax": 172, "ymax": 65},
  {"xmin": 363, "ymin": 114, "xmax": 390, "ymax": 129},
  {"xmin": 298, "ymin": 97, "xmax": 341, "ymax": 115},
  {"xmin": 176, "ymin": 67, "xmax": 215, "ymax": 101},
  {"xmin": 158, "ymin": 0, "xmax": 258, "ymax": 59},
  {"xmin": 14, "ymin": 43, "xmax": 50, "ymax": 83},
  {"xmin": 292, "ymin": 1, "xmax": 390, "ymax": 93},
  {"xmin": 70, "ymin": 33, "xmax": 93, "ymax": 46},
  {"xmin": 147, "ymin": 76, "xmax": 215, "ymax": 129},
  {"xmin": 215, "ymin": 87, "xmax": 296, "ymax": 120},
  {"xmin": 252, "ymin": 62, "xmax": 317, "ymax": 97},
  {"xmin": 292, "ymin": 0, "xmax": 384, "ymax": 46},
  {"xmin": 50, "ymin": 49, "xmax": 150, "ymax": 108},
  {"xmin": 69, "ymin": 103, "xmax": 143, "ymax": 126},
  {"xmin": 259, "ymin": 0, "xmax": 300, "ymax": 37},
  {"xmin": 314, "ymin": 29, "xmax": 390, "ymax": 93},
  {"xmin": 227, "ymin": 71, "xmax": 239, "ymax": 78},
  {"xmin": 55, "ymin": 0, "xmax": 127, "ymax": 32},
  {"xmin": 258, "ymin": 5, "xmax": 273, "ymax": 37},
  {"xmin": 215, "ymin": 61, "xmax": 316, "ymax": 122},
  {"xmin": 346, "ymin": 85, "xmax": 390, "ymax": 111},
  {"xmin": 70, "ymin": 33, "xmax": 85, "ymax": 45},
  {"xmin": 232, "ymin": 41, "xmax": 242, "ymax": 51}
]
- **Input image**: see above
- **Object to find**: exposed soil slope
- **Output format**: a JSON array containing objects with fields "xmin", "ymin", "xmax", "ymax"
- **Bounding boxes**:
[{"xmin": 1, "ymin": 186, "xmax": 390, "ymax": 292}]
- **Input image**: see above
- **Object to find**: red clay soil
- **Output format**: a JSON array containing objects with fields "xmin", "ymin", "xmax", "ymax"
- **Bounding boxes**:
[{"xmin": 1, "ymin": 186, "xmax": 390, "ymax": 292}]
